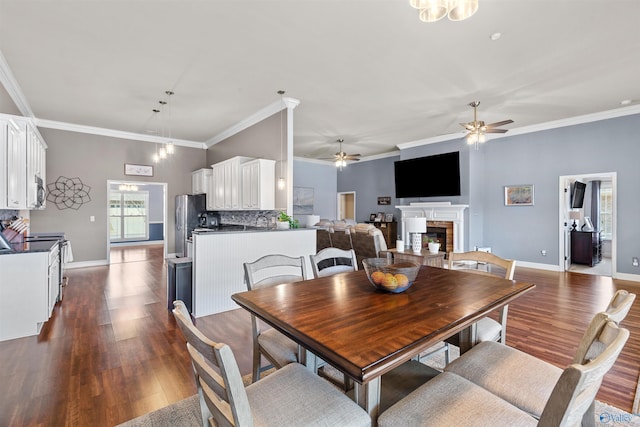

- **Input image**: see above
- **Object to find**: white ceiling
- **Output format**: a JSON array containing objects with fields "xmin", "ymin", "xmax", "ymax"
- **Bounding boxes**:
[{"xmin": 1, "ymin": 0, "xmax": 639, "ymax": 160}]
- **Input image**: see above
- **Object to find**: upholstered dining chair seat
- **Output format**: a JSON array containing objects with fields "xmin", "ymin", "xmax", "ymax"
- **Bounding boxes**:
[
  {"xmin": 445, "ymin": 289, "xmax": 636, "ymax": 419},
  {"xmin": 246, "ymin": 363, "xmax": 371, "ymax": 427},
  {"xmin": 474, "ymin": 317, "xmax": 503, "ymax": 342},
  {"xmin": 378, "ymin": 372, "xmax": 537, "ymax": 427},
  {"xmin": 379, "ymin": 313, "xmax": 629, "ymax": 427},
  {"xmin": 257, "ymin": 328, "xmax": 298, "ymax": 367},
  {"xmin": 445, "ymin": 340, "xmax": 563, "ymax": 418}
]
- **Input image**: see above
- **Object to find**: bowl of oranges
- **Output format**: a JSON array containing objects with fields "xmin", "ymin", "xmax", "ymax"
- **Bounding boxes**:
[{"xmin": 362, "ymin": 258, "xmax": 420, "ymax": 293}]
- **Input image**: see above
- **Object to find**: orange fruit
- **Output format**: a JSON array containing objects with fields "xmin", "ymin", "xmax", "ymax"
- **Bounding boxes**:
[
  {"xmin": 395, "ymin": 273, "xmax": 409, "ymax": 287},
  {"xmin": 370, "ymin": 271, "xmax": 385, "ymax": 285},
  {"xmin": 382, "ymin": 273, "xmax": 398, "ymax": 290}
]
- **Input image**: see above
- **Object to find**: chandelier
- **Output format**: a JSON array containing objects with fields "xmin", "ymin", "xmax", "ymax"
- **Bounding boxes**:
[{"xmin": 409, "ymin": 0, "xmax": 478, "ymax": 22}]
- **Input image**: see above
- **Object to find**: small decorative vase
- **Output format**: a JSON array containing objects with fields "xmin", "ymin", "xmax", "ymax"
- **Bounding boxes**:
[
  {"xmin": 276, "ymin": 221, "xmax": 290, "ymax": 230},
  {"xmin": 428, "ymin": 242, "xmax": 441, "ymax": 254}
]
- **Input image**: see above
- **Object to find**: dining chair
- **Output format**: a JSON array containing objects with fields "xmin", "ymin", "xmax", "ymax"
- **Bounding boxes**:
[
  {"xmin": 447, "ymin": 250, "xmax": 516, "ymax": 344},
  {"xmin": 442, "ymin": 289, "xmax": 635, "ymax": 423},
  {"xmin": 310, "ymin": 247, "xmax": 358, "ymax": 278},
  {"xmin": 243, "ymin": 254, "xmax": 308, "ymax": 382},
  {"xmin": 309, "ymin": 247, "xmax": 358, "ymax": 390},
  {"xmin": 378, "ymin": 312, "xmax": 629, "ymax": 427},
  {"xmin": 172, "ymin": 300, "xmax": 371, "ymax": 427}
]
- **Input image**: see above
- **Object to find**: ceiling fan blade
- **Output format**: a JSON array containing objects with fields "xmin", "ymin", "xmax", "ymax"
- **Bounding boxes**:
[
  {"xmin": 485, "ymin": 128, "xmax": 509, "ymax": 134},
  {"xmin": 347, "ymin": 154, "xmax": 361, "ymax": 158},
  {"xmin": 485, "ymin": 119, "xmax": 514, "ymax": 128},
  {"xmin": 460, "ymin": 122, "xmax": 475, "ymax": 130},
  {"xmin": 346, "ymin": 157, "xmax": 360, "ymax": 161}
]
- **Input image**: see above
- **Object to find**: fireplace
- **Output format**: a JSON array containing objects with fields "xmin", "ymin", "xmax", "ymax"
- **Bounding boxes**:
[{"xmin": 397, "ymin": 203, "xmax": 468, "ymax": 253}]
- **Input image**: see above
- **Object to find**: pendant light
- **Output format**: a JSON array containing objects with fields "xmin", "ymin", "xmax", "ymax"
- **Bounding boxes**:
[
  {"xmin": 158, "ymin": 99, "xmax": 168, "ymax": 159},
  {"xmin": 277, "ymin": 90, "xmax": 286, "ymax": 190},
  {"xmin": 152, "ymin": 108, "xmax": 161, "ymax": 163},
  {"xmin": 165, "ymin": 91, "xmax": 175, "ymax": 154}
]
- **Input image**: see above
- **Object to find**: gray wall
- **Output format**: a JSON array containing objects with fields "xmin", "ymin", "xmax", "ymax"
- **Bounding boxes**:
[
  {"xmin": 293, "ymin": 159, "xmax": 337, "ymax": 220},
  {"xmin": 337, "ymin": 155, "xmax": 400, "ymax": 225},
  {"xmin": 479, "ymin": 114, "xmax": 640, "ymax": 274},
  {"xmin": 30, "ymin": 128, "xmax": 206, "ymax": 262},
  {"xmin": 340, "ymin": 113, "xmax": 640, "ymax": 275},
  {"xmin": 207, "ymin": 112, "xmax": 287, "ymax": 210}
]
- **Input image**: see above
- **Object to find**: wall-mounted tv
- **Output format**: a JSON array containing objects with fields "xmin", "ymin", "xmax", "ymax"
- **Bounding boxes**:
[
  {"xmin": 394, "ymin": 151, "xmax": 461, "ymax": 198},
  {"xmin": 571, "ymin": 181, "xmax": 586, "ymax": 208}
]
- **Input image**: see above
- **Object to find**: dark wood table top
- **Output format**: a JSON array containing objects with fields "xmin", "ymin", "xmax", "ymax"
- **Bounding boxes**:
[{"xmin": 232, "ymin": 266, "xmax": 535, "ymax": 384}]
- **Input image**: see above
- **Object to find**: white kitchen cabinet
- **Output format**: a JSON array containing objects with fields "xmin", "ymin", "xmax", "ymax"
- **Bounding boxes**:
[
  {"xmin": 191, "ymin": 168, "xmax": 212, "ymax": 195},
  {"xmin": 0, "ymin": 114, "xmax": 46, "ymax": 210},
  {"xmin": 0, "ymin": 250, "xmax": 50, "ymax": 341},
  {"xmin": 26, "ymin": 125, "xmax": 47, "ymax": 209},
  {"xmin": 6, "ymin": 118, "xmax": 27, "ymax": 209},
  {"xmin": 210, "ymin": 156, "xmax": 253, "ymax": 210},
  {"xmin": 241, "ymin": 158, "xmax": 275, "ymax": 210}
]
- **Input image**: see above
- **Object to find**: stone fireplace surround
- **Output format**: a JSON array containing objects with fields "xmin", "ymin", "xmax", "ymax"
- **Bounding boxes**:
[{"xmin": 396, "ymin": 202, "xmax": 469, "ymax": 253}]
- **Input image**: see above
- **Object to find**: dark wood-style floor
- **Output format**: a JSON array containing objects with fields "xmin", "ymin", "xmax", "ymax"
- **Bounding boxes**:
[{"xmin": 0, "ymin": 245, "xmax": 638, "ymax": 426}]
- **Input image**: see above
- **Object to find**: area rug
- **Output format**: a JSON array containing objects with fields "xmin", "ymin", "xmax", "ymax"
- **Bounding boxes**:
[
  {"xmin": 116, "ymin": 394, "xmax": 639, "ymax": 427},
  {"xmin": 117, "ymin": 346, "xmax": 640, "ymax": 427}
]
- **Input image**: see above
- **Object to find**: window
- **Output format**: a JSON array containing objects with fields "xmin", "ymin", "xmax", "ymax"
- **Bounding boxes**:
[
  {"xmin": 599, "ymin": 183, "xmax": 612, "ymax": 240},
  {"xmin": 110, "ymin": 191, "xmax": 149, "ymax": 241}
]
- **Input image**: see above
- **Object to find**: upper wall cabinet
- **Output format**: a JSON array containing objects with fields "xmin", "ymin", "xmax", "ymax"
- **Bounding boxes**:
[
  {"xmin": 210, "ymin": 156, "xmax": 254, "ymax": 211},
  {"xmin": 241, "ymin": 159, "xmax": 275, "ymax": 210},
  {"xmin": 191, "ymin": 168, "xmax": 212, "ymax": 195},
  {"xmin": 0, "ymin": 115, "xmax": 47, "ymax": 210}
]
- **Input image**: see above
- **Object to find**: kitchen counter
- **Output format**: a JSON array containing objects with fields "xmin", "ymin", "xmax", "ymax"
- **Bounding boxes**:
[
  {"xmin": 192, "ymin": 225, "xmax": 312, "ymax": 234},
  {"xmin": 0, "ymin": 239, "xmax": 59, "ymax": 255}
]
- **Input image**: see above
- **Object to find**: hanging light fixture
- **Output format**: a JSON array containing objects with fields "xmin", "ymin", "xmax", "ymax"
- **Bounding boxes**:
[
  {"xmin": 158, "ymin": 99, "xmax": 168, "ymax": 159},
  {"xmin": 277, "ymin": 90, "xmax": 286, "ymax": 190},
  {"xmin": 165, "ymin": 91, "xmax": 175, "ymax": 155},
  {"xmin": 410, "ymin": 0, "xmax": 478, "ymax": 22},
  {"xmin": 152, "ymin": 108, "xmax": 161, "ymax": 163}
]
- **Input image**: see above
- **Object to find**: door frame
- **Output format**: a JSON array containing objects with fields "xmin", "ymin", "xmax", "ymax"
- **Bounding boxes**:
[
  {"xmin": 558, "ymin": 172, "xmax": 616, "ymax": 276},
  {"xmin": 106, "ymin": 180, "xmax": 168, "ymax": 264},
  {"xmin": 337, "ymin": 191, "xmax": 356, "ymax": 221}
]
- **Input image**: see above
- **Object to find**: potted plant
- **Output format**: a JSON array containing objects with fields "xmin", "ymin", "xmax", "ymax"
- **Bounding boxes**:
[
  {"xmin": 276, "ymin": 212, "xmax": 299, "ymax": 230},
  {"xmin": 428, "ymin": 238, "xmax": 441, "ymax": 254}
]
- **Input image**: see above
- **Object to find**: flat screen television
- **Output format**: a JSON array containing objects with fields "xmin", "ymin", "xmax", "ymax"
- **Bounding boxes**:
[
  {"xmin": 571, "ymin": 181, "xmax": 586, "ymax": 208},
  {"xmin": 394, "ymin": 151, "xmax": 461, "ymax": 198}
]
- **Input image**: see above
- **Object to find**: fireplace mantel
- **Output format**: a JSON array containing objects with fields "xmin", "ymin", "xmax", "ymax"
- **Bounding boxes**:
[{"xmin": 396, "ymin": 202, "xmax": 469, "ymax": 252}]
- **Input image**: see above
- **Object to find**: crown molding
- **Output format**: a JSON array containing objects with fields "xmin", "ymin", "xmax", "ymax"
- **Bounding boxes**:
[
  {"xmin": 35, "ymin": 118, "xmax": 206, "ymax": 149},
  {"xmin": 0, "ymin": 50, "xmax": 35, "ymax": 118},
  {"xmin": 206, "ymin": 97, "xmax": 300, "ymax": 147},
  {"xmin": 397, "ymin": 104, "xmax": 640, "ymax": 150},
  {"xmin": 294, "ymin": 149, "xmax": 400, "ymax": 166}
]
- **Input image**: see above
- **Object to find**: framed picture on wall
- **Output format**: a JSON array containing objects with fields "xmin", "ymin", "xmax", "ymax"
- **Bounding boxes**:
[
  {"xmin": 504, "ymin": 184, "xmax": 534, "ymax": 206},
  {"xmin": 124, "ymin": 163, "xmax": 153, "ymax": 177}
]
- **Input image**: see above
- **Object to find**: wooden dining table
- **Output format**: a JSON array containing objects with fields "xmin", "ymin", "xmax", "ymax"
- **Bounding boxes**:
[{"xmin": 231, "ymin": 265, "xmax": 535, "ymax": 420}]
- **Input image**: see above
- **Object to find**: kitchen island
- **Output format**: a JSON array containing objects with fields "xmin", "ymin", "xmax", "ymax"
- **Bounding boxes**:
[{"xmin": 191, "ymin": 227, "xmax": 316, "ymax": 317}]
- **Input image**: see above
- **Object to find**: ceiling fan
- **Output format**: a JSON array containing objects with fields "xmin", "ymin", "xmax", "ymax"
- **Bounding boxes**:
[
  {"xmin": 460, "ymin": 101, "xmax": 513, "ymax": 148},
  {"xmin": 321, "ymin": 139, "xmax": 361, "ymax": 170}
]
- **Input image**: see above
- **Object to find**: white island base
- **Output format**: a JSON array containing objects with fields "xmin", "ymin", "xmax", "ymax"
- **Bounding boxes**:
[{"xmin": 191, "ymin": 228, "xmax": 316, "ymax": 317}]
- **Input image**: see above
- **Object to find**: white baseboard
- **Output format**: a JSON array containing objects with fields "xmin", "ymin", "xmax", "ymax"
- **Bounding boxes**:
[
  {"xmin": 613, "ymin": 272, "xmax": 640, "ymax": 282},
  {"xmin": 64, "ymin": 260, "xmax": 108, "ymax": 269},
  {"xmin": 515, "ymin": 261, "xmax": 563, "ymax": 271}
]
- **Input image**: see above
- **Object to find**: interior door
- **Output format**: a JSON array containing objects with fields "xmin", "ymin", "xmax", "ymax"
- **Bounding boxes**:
[
  {"xmin": 337, "ymin": 192, "xmax": 355, "ymax": 221},
  {"xmin": 563, "ymin": 179, "xmax": 572, "ymax": 271}
]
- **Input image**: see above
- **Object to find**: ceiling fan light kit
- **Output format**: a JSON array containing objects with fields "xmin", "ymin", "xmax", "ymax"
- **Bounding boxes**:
[
  {"xmin": 461, "ymin": 101, "xmax": 513, "ymax": 150},
  {"xmin": 411, "ymin": 0, "xmax": 478, "ymax": 22}
]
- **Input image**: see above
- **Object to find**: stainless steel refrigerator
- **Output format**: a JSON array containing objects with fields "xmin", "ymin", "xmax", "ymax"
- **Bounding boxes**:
[{"xmin": 175, "ymin": 194, "xmax": 206, "ymax": 257}]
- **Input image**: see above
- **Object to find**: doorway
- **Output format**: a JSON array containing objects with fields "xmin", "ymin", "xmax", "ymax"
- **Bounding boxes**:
[
  {"xmin": 106, "ymin": 180, "xmax": 167, "ymax": 264},
  {"xmin": 337, "ymin": 191, "xmax": 356, "ymax": 221},
  {"xmin": 559, "ymin": 172, "xmax": 616, "ymax": 277}
]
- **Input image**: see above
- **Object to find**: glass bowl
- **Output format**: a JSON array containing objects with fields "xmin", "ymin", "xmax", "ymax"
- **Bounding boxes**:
[{"xmin": 362, "ymin": 258, "xmax": 421, "ymax": 293}]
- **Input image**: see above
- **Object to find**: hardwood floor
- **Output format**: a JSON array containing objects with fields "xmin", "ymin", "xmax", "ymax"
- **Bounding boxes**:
[{"xmin": 0, "ymin": 245, "xmax": 638, "ymax": 426}]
